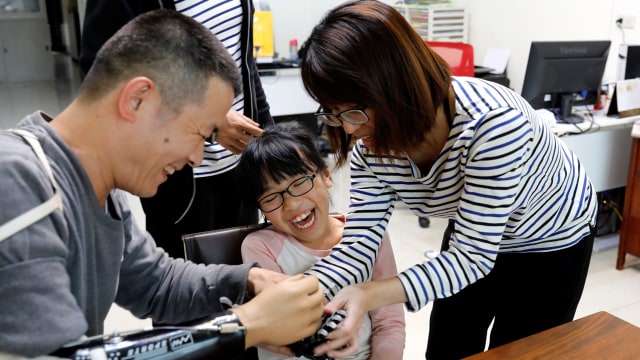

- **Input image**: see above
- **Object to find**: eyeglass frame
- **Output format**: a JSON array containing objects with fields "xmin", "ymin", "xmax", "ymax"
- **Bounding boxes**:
[
  {"xmin": 315, "ymin": 106, "xmax": 370, "ymax": 127},
  {"xmin": 257, "ymin": 172, "xmax": 319, "ymax": 213}
]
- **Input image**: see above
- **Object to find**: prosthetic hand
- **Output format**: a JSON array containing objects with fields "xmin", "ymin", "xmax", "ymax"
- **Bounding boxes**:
[{"xmin": 288, "ymin": 310, "xmax": 347, "ymax": 360}]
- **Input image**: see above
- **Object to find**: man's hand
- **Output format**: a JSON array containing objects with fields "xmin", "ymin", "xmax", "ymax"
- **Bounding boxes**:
[
  {"xmin": 233, "ymin": 274, "xmax": 324, "ymax": 348},
  {"xmin": 214, "ymin": 109, "xmax": 263, "ymax": 153}
]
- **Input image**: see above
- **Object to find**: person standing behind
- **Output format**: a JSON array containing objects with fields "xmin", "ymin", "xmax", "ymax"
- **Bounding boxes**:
[
  {"xmin": 79, "ymin": 0, "xmax": 273, "ymax": 258},
  {"xmin": 235, "ymin": 122, "xmax": 405, "ymax": 360},
  {"xmin": 0, "ymin": 10, "xmax": 323, "ymax": 357},
  {"xmin": 293, "ymin": 1, "xmax": 598, "ymax": 359}
]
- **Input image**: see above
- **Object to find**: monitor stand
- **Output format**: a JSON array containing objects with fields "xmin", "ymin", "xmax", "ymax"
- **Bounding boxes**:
[
  {"xmin": 557, "ymin": 113, "xmax": 584, "ymax": 124},
  {"xmin": 557, "ymin": 94, "xmax": 584, "ymax": 124}
]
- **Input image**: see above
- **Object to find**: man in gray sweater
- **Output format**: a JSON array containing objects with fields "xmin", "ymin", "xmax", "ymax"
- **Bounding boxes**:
[{"xmin": 0, "ymin": 9, "xmax": 322, "ymax": 358}]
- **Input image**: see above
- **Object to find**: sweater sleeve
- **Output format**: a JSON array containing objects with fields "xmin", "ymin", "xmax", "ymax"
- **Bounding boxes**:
[
  {"xmin": 368, "ymin": 232, "xmax": 405, "ymax": 360},
  {"xmin": 111, "ymin": 190, "xmax": 254, "ymax": 325}
]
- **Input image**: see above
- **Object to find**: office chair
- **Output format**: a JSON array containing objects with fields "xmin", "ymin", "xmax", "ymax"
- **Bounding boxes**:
[
  {"xmin": 182, "ymin": 222, "xmax": 270, "ymax": 266},
  {"xmin": 182, "ymin": 222, "xmax": 271, "ymax": 360},
  {"xmin": 426, "ymin": 41, "xmax": 475, "ymax": 77}
]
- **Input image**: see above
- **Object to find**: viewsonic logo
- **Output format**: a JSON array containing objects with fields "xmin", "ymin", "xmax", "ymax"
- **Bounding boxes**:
[{"xmin": 560, "ymin": 46, "xmax": 588, "ymax": 55}]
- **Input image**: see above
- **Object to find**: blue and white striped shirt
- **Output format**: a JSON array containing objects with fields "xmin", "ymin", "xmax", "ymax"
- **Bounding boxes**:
[
  {"xmin": 306, "ymin": 77, "xmax": 598, "ymax": 311},
  {"xmin": 175, "ymin": 0, "xmax": 244, "ymax": 177}
]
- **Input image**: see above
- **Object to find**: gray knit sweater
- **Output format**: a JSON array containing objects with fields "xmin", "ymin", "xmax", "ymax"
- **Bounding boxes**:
[{"xmin": 0, "ymin": 112, "xmax": 253, "ymax": 357}]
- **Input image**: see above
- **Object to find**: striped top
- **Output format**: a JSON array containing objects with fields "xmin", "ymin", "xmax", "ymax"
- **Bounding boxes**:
[
  {"xmin": 305, "ymin": 77, "xmax": 598, "ymax": 311},
  {"xmin": 175, "ymin": 0, "xmax": 244, "ymax": 177}
]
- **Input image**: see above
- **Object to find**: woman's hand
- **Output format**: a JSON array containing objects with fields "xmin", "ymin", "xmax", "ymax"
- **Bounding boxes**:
[
  {"xmin": 313, "ymin": 277, "xmax": 407, "ymax": 358},
  {"xmin": 312, "ymin": 285, "xmax": 369, "ymax": 358}
]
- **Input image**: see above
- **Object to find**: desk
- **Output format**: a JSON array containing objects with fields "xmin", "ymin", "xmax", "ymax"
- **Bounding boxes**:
[
  {"xmin": 464, "ymin": 311, "xmax": 640, "ymax": 359},
  {"xmin": 552, "ymin": 113, "xmax": 639, "ymax": 193}
]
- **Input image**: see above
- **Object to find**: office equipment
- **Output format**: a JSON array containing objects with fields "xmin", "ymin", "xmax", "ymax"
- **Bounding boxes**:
[
  {"xmin": 521, "ymin": 40, "xmax": 611, "ymax": 124},
  {"xmin": 394, "ymin": 3, "xmax": 468, "ymax": 42},
  {"xmin": 482, "ymin": 48, "xmax": 511, "ymax": 75},
  {"xmin": 617, "ymin": 44, "xmax": 640, "ymax": 80},
  {"xmin": 607, "ymin": 78, "xmax": 640, "ymax": 118},
  {"xmin": 427, "ymin": 41, "xmax": 474, "ymax": 76},
  {"xmin": 474, "ymin": 48, "xmax": 511, "ymax": 87},
  {"xmin": 464, "ymin": 311, "xmax": 640, "ymax": 359},
  {"xmin": 618, "ymin": 121, "xmax": 640, "ymax": 269}
]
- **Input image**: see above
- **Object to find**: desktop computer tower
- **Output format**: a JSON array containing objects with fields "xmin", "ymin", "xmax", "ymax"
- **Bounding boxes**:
[{"xmin": 617, "ymin": 44, "xmax": 640, "ymax": 80}]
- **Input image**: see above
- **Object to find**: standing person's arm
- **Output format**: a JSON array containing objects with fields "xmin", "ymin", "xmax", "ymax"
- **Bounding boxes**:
[
  {"xmin": 368, "ymin": 232, "xmax": 405, "ymax": 360},
  {"xmin": 304, "ymin": 142, "xmax": 396, "ymax": 297}
]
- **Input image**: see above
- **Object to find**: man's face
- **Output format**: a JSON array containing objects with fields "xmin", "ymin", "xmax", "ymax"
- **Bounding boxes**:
[{"xmin": 125, "ymin": 76, "xmax": 234, "ymax": 197}]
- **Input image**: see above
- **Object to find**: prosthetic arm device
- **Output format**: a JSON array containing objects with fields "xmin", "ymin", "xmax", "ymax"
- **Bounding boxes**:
[
  {"xmin": 50, "ymin": 311, "xmax": 245, "ymax": 360},
  {"xmin": 51, "ymin": 310, "xmax": 348, "ymax": 360}
]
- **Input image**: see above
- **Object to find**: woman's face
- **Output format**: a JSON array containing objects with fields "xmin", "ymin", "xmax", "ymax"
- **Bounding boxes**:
[
  {"xmin": 261, "ymin": 167, "xmax": 334, "ymax": 247},
  {"xmin": 330, "ymin": 104, "xmax": 376, "ymax": 149}
]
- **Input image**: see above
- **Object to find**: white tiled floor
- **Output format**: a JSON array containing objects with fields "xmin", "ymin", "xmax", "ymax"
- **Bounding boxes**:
[{"xmin": 3, "ymin": 54, "xmax": 640, "ymax": 359}]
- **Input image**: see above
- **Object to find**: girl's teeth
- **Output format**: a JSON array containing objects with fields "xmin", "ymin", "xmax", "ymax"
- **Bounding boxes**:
[{"xmin": 292, "ymin": 210, "xmax": 315, "ymax": 229}]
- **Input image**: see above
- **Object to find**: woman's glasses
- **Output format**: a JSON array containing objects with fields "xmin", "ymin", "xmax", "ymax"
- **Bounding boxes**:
[
  {"xmin": 258, "ymin": 173, "xmax": 318, "ymax": 213},
  {"xmin": 315, "ymin": 106, "xmax": 369, "ymax": 127}
]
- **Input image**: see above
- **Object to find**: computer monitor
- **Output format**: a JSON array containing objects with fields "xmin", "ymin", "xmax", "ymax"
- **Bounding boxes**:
[
  {"xmin": 618, "ymin": 44, "xmax": 640, "ymax": 80},
  {"xmin": 521, "ymin": 40, "xmax": 611, "ymax": 124}
]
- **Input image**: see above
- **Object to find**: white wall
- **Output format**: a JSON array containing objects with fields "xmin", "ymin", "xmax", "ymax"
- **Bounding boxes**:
[
  {"xmin": 266, "ymin": 0, "xmax": 395, "ymax": 60},
  {"xmin": 267, "ymin": 0, "xmax": 640, "ymax": 93},
  {"xmin": 456, "ymin": 0, "xmax": 640, "ymax": 92}
]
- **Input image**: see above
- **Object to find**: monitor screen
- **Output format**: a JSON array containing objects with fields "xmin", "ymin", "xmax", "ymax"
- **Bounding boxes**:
[
  {"xmin": 619, "ymin": 44, "xmax": 640, "ymax": 80},
  {"xmin": 521, "ymin": 40, "xmax": 611, "ymax": 124}
]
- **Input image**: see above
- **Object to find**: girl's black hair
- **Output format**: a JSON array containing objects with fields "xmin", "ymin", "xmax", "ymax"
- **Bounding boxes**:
[{"xmin": 235, "ymin": 121, "xmax": 328, "ymax": 208}]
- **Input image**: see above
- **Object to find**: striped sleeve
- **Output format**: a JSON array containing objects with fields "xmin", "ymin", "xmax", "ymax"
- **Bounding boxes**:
[
  {"xmin": 193, "ymin": 142, "xmax": 240, "ymax": 178},
  {"xmin": 304, "ymin": 144, "xmax": 396, "ymax": 298}
]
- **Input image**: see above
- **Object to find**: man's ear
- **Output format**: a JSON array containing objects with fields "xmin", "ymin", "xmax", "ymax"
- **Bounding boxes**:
[{"xmin": 118, "ymin": 77, "xmax": 154, "ymax": 122}]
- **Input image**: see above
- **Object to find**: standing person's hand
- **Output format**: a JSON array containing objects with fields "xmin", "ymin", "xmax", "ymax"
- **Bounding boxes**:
[
  {"xmin": 312, "ymin": 285, "xmax": 367, "ymax": 358},
  {"xmin": 214, "ymin": 109, "xmax": 263, "ymax": 153},
  {"xmin": 314, "ymin": 277, "xmax": 407, "ymax": 358},
  {"xmin": 233, "ymin": 274, "xmax": 324, "ymax": 348}
]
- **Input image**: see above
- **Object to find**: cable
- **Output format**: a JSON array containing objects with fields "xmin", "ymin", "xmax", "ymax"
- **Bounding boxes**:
[{"xmin": 616, "ymin": 18, "xmax": 627, "ymax": 45}]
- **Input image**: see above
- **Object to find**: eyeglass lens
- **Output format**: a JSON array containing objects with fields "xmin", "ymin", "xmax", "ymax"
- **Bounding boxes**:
[
  {"xmin": 316, "ymin": 108, "xmax": 368, "ymax": 127},
  {"xmin": 259, "ymin": 174, "xmax": 316, "ymax": 212}
]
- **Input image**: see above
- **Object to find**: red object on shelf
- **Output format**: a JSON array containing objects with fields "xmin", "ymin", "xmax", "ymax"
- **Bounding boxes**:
[{"xmin": 427, "ymin": 41, "xmax": 475, "ymax": 77}]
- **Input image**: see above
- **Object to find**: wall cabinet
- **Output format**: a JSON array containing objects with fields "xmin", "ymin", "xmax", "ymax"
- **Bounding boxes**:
[{"xmin": 0, "ymin": 0, "xmax": 54, "ymax": 82}]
